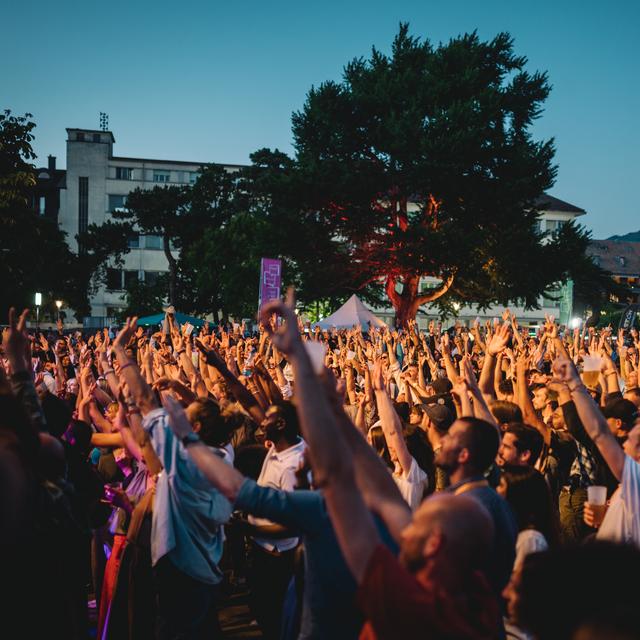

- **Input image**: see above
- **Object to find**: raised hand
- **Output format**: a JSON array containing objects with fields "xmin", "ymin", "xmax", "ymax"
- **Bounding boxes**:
[
  {"xmin": 370, "ymin": 359, "xmax": 385, "ymax": 392},
  {"xmin": 551, "ymin": 356, "xmax": 581, "ymax": 386},
  {"xmin": 113, "ymin": 317, "xmax": 138, "ymax": 351},
  {"xmin": 258, "ymin": 288, "xmax": 303, "ymax": 357},
  {"xmin": 3, "ymin": 308, "xmax": 30, "ymax": 373},
  {"xmin": 486, "ymin": 323, "xmax": 511, "ymax": 357},
  {"xmin": 194, "ymin": 338, "xmax": 226, "ymax": 370},
  {"xmin": 39, "ymin": 334, "xmax": 49, "ymax": 352}
]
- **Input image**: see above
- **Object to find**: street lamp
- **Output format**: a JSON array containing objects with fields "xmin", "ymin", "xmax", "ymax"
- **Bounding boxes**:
[
  {"xmin": 35, "ymin": 292, "xmax": 42, "ymax": 330},
  {"xmin": 570, "ymin": 317, "xmax": 582, "ymax": 329},
  {"xmin": 55, "ymin": 300, "xmax": 63, "ymax": 321}
]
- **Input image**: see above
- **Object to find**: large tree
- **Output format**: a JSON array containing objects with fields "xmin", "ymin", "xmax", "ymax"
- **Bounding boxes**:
[
  {"xmin": 0, "ymin": 110, "xmax": 90, "ymax": 320},
  {"xmin": 286, "ymin": 25, "xmax": 605, "ymax": 325},
  {"xmin": 113, "ymin": 184, "xmax": 188, "ymax": 306}
]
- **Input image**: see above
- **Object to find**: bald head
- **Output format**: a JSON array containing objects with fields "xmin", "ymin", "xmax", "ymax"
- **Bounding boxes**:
[{"xmin": 401, "ymin": 493, "xmax": 494, "ymax": 573}]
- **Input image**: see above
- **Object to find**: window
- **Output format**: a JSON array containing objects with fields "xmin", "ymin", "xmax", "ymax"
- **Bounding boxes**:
[
  {"xmin": 153, "ymin": 171, "xmax": 171, "ymax": 183},
  {"xmin": 144, "ymin": 235, "xmax": 163, "ymax": 250},
  {"xmin": 108, "ymin": 194, "xmax": 127, "ymax": 212},
  {"xmin": 545, "ymin": 220, "xmax": 566, "ymax": 233},
  {"xmin": 127, "ymin": 234, "xmax": 140, "ymax": 249},
  {"xmin": 144, "ymin": 271, "xmax": 162, "ymax": 286},
  {"xmin": 115, "ymin": 167, "xmax": 133, "ymax": 180},
  {"xmin": 106, "ymin": 268, "xmax": 122, "ymax": 291},
  {"xmin": 124, "ymin": 270, "xmax": 140, "ymax": 288},
  {"xmin": 189, "ymin": 171, "xmax": 199, "ymax": 184},
  {"xmin": 39, "ymin": 196, "xmax": 46, "ymax": 216},
  {"xmin": 77, "ymin": 132, "xmax": 85, "ymax": 141},
  {"xmin": 93, "ymin": 133, "xmax": 101, "ymax": 142}
]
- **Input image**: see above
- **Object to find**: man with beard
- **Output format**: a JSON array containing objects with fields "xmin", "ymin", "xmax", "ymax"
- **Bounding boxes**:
[
  {"xmin": 435, "ymin": 417, "xmax": 517, "ymax": 598},
  {"xmin": 496, "ymin": 423, "xmax": 544, "ymax": 468},
  {"xmin": 247, "ymin": 402, "xmax": 306, "ymax": 640}
]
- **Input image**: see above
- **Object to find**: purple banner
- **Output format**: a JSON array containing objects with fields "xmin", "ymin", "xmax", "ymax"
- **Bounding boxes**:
[{"xmin": 259, "ymin": 258, "xmax": 282, "ymax": 308}]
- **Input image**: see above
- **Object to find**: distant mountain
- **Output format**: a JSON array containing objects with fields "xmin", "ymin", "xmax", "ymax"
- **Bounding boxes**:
[{"xmin": 607, "ymin": 230, "xmax": 640, "ymax": 242}]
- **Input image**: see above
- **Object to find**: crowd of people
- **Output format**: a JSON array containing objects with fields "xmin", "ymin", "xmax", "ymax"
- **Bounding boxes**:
[{"xmin": 2, "ymin": 299, "xmax": 640, "ymax": 640}]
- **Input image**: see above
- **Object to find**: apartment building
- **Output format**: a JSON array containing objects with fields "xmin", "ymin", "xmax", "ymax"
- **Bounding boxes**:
[{"xmin": 57, "ymin": 127, "xmax": 242, "ymax": 325}]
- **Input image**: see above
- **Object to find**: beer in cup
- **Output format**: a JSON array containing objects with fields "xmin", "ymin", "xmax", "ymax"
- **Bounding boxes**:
[
  {"xmin": 586, "ymin": 485, "xmax": 607, "ymax": 528},
  {"xmin": 581, "ymin": 355, "xmax": 602, "ymax": 388}
]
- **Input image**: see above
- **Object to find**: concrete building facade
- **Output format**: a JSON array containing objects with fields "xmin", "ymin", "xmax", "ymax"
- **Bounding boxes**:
[{"xmin": 58, "ymin": 127, "xmax": 241, "ymax": 325}]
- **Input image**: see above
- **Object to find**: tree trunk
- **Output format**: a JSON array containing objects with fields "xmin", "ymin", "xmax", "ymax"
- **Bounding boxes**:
[
  {"xmin": 163, "ymin": 235, "xmax": 177, "ymax": 306},
  {"xmin": 388, "ymin": 273, "xmax": 455, "ymax": 327}
]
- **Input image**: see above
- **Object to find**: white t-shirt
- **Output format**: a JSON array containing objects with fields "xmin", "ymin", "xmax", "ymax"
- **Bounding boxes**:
[
  {"xmin": 597, "ymin": 455, "xmax": 640, "ymax": 547},
  {"xmin": 514, "ymin": 529, "xmax": 548, "ymax": 571},
  {"xmin": 393, "ymin": 457, "xmax": 428, "ymax": 511},
  {"xmin": 249, "ymin": 438, "xmax": 306, "ymax": 552}
]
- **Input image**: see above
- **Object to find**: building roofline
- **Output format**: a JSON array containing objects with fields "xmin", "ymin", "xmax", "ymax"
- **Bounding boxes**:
[
  {"xmin": 110, "ymin": 155, "xmax": 247, "ymax": 169},
  {"xmin": 534, "ymin": 194, "xmax": 586, "ymax": 215},
  {"xmin": 66, "ymin": 128, "xmax": 115, "ymax": 143}
]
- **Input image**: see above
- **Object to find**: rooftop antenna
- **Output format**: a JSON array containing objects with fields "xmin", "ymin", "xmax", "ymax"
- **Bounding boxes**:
[{"xmin": 99, "ymin": 112, "xmax": 109, "ymax": 131}]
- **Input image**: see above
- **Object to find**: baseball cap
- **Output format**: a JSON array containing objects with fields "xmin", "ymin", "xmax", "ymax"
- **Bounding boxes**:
[
  {"xmin": 422, "ymin": 404, "xmax": 454, "ymax": 431},
  {"xmin": 603, "ymin": 398, "xmax": 639, "ymax": 431}
]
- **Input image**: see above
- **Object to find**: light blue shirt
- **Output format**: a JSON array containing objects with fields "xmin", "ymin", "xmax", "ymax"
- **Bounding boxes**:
[{"xmin": 143, "ymin": 407, "xmax": 232, "ymax": 584}]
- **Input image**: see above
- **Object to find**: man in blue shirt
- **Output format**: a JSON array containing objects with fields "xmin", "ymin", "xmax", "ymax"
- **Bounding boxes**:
[
  {"xmin": 113, "ymin": 318, "xmax": 232, "ymax": 640},
  {"xmin": 162, "ymin": 393, "xmax": 399, "ymax": 640},
  {"xmin": 435, "ymin": 416, "xmax": 517, "ymax": 597}
]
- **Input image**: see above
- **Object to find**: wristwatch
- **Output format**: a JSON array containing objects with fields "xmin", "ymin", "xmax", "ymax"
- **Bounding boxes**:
[{"xmin": 182, "ymin": 432, "xmax": 201, "ymax": 448}]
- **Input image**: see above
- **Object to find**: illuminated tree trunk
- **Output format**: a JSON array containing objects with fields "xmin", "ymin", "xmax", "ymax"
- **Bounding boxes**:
[{"xmin": 387, "ymin": 273, "xmax": 454, "ymax": 327}]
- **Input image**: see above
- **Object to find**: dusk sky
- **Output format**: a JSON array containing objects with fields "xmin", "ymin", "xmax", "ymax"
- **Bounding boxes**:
[{"xmin": 3, "ymin": 0, "xmax": 638, "ymax": 239}]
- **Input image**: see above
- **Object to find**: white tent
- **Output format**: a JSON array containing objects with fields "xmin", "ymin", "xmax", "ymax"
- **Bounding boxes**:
[{"xmin": 314, "ymin": 294, "xmax": 386, "ymax": 329}]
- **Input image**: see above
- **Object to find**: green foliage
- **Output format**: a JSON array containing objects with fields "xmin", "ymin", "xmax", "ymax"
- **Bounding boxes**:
[
  {"xmin": 0, "ymin": 110, "xmax": 90, "ymax": 320},
  {"xmin": 283, "ymin": 24, "xmax": 604, "ymax": 323},
  {"xmin": 0, "ymin": 110, "xmax": 37, "ymax": 209},
  {"xmin": 120, "ymin": 273, "xmax": 169, "ymax": 319},
  {"xmin": 77, "ymin": 219, "xmax": 133, "ymax": 297}
]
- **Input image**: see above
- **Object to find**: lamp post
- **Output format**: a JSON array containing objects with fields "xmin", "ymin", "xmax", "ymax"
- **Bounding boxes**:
[
  {"xmin": 55, "ymin": 300, "xmax": 63, "ymax": 322},
  {"xmin": 35, "ymin": 292, "xmax": 42, "ymax": 330}
]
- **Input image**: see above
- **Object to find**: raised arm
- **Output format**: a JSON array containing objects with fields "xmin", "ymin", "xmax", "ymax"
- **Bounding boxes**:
[
  {"xmin": 162, "ymin": 394, "xmax": 245, "ymax": 500},
  {"xmin": 195, "ymin": 339, "xmax": 265, "ymax": 424},
  {"xmin": 516, "ymin": 353, "xmax": 550, "ymax": 445},
  {"xmin": 479, "ymin": 323, "xmax": 511, "ymax": 400},
  {"xmin": 371, "ymin": 360, "xmax": 414, "ymax": 476},
  {"xmin": 260, "ymin": 292, "xmax": 380, "ymax": 582},
  {"xmin": 112, "ymin": 317, "xmax": 158, "ymax": 415},
  {"xmin": 552, "ymin": 357, "xmax": 625, "ymax": 481},
  {"xmin": 327, "ymin": 377, "xmax": 411, "ymax": 543}
]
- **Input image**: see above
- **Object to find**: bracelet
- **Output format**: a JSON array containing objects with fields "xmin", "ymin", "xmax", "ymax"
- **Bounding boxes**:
[
  {"xmin": 567, "ymin": 380, "xmax": 585, "ymax": 393},
  {"xmin": 176, "ymin": 349, "xmax": 186, "ymax": 356},
  {"xmin": 119, "ymin": 362, "xmax": 134, "ymax": 372},
  {"xmin": 127, "ymin": 409, "xmax": 141, "ymax": 417},
  {"xmin": 103, "ymin": 368, "xmax": 115, "ymax": 375}
]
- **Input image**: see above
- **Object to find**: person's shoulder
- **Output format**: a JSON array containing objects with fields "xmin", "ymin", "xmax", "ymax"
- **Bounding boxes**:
[
  {"xmin": 469, "ymin": 486, "xmax": 517, "ymax": 526},
  {"xmin": 517, "ymin": 528, "xmax": 548, "ymax": 553}
]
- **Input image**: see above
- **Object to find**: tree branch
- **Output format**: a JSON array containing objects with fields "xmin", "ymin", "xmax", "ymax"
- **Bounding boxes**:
[{"xmin": 413, "ymin": 273, "xmax": 455, "ymax": 307}]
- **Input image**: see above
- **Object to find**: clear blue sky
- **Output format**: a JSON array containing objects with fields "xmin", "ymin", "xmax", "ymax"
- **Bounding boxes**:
[{"xmin": 2, "ymin": 0, "xmax": 638, "ymax": 238}]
